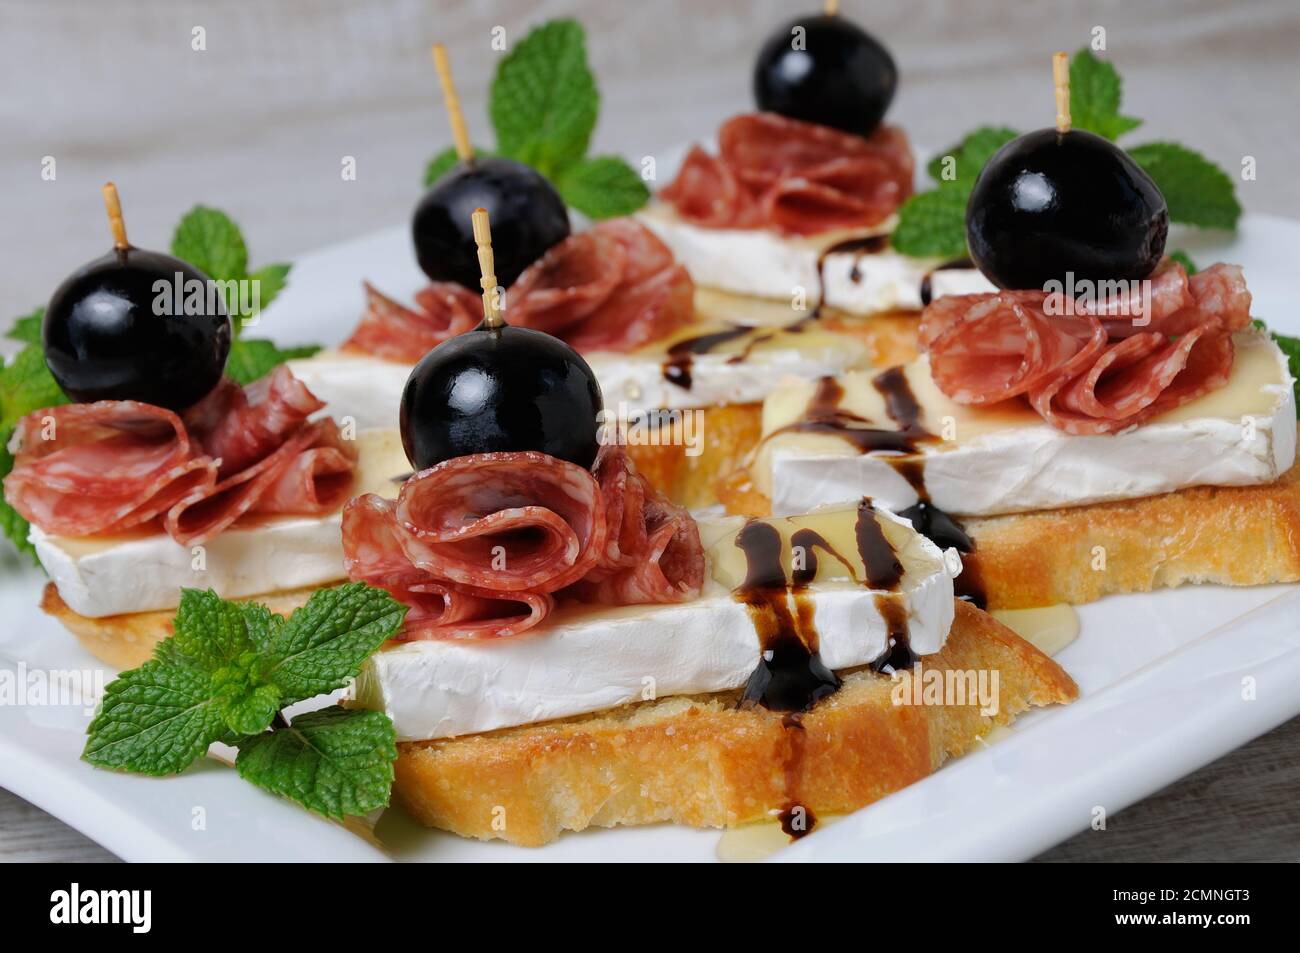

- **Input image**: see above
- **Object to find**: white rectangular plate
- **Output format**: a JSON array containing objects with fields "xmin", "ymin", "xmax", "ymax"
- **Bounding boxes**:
[{"xmin": 2, "ymin": 211, "xmax": 1297, "ymax": 863}]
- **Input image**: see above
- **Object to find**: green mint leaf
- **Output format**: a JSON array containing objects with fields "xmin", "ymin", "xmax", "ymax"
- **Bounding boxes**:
[
  {"xmin": 171, "ymin": 206, "xmax": 249, "ymax": 283},
  {"xmin": 249, "ymin": 263, "xmax": 291, "ymax": 312},
  {"xmin": 239, "ymin": 600, "xmax": 284, "ymax": 655},
  {"xmin": 490, "ymin": 18, "xmax": 597, "ymax": 179},
  {"xmin": 235, "ymin": 706, "xmax": 397, "ymax": 819},
  {"xmin": 1069, "ymin": 48, "xmax": 1142, "ymax": 141},
  {"xmin": 225, "ymin": 338, "xmax": 321, "ymax": 386},
  {"xmin": 6, "ymin": 308, "xmax": 43, "ymax": 345},
  {"xmin": 218, "ymin": 683, "xmax": 282, "ymax": 736},
  {"xmin": 260, "ymin": 583, "xmax": 407, "ymax": 705},
  {"xmin": 891, "ymin": 187, "xmax": 970, "ymax": 259},
  {"xmin": 1167, "ymin": 249, "xmax": 1198, "ymax": 275},
  {"xmin": 82, "ymin": 661, "xmax": 226, "ymax": 775},
  {"xmin": 423, "ymin": 146, "xmax": 491, "ymax": 187},
  {"xmin": 1, "ymin": 343, "xmax": 67, "ymax": 432},
  {"xmin": 171, "ymin": 588, "xmax": 258, "ymax": 671},
  {"xmin": 926, "ymin": 126, "xmax": 1019, "ymax": 187},
  {"xmin": 556, "ymin": 155, "xmax": 650, "ymax": 219},
  {"xmin": 1128, "ymin": 142, "xmax": 1241, "ymax": 230}
]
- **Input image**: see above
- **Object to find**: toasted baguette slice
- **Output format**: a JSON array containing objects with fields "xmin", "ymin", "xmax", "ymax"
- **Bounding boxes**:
[
  {"xmin": 718, "ymin": 460, "xmax": 1300, "ymax": 610},
  {"xmin": 391, "ymin": 601, "xmax": 1076, "ymax": 847},
  {"xmin": 41, "ymin": 584, "xmax": 316, "ymax": 669}
]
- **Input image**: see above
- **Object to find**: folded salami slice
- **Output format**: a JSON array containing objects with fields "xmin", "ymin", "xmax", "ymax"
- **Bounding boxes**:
[
  {"xmin": 661, "ymin": 112, "xmax": 914, "ymax": 235},
  {"xmin": 921, "ymin": 261, "xmax": 1251, "ymax": 434},
  {"xmin": 345, "ymin": 282, "xmax": 482, "ymax": 363},
  {"xmin": 343, "ymin": 219, "xmax": 695, "ymax": 363},
  {"xmin": 341, "ymin": 447, "xmax": 705, "ymax": 639},
  {"xmin": 4, "ymin": 367, "xmax": 357, "ymax": 545},
  {"xmin": 5, "ymin": 402, "xmax": 217, "ymax": 537}
]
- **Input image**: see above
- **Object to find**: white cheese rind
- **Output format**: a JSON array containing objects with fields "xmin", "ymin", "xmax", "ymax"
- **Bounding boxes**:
[
  {"xmin": 33, "ymin": 516, "xmax": 347, "ymax": 618},
  {"xmin": 354, "ymin": 525, "xmax": 954, "ymax": 742},
  {"xmin": 637, "ymin": 205, "xmax": 994, "ymax": 313},
  {"xmin": 586, "ymin": 343, "xmax": 860, "ymax": 411},
  {"xmin": 34, "ymin": 428, "xmax": 411, "ymax": 618},
  {"xmin": 765, "ymin": 337, "xmax": 1298, "ymax": 518}
]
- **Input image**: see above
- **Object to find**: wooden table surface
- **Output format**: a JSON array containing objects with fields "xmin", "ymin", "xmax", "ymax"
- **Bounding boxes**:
[{"xmin": 2, "ymin": 0, "xmax": 1298, "ymax": 861}]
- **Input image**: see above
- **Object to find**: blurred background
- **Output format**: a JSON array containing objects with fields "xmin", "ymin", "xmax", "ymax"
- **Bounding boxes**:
[
  {"xmin": 1, "ymin": 0, "xmax": 1298, "ymax": 861},
  {"xmin": 3, "ymin": 0, "xmax": 1299, "ymax": 321}
]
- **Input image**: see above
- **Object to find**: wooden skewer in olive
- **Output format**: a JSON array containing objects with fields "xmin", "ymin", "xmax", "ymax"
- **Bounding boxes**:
[
  {"xmin": 411, "ymin": 43, "xmax": 570, "ymax": 292},
  {"xmin": 400, "ymin": 207, "xmax": 604, "ymax": 471},
  {"xmin": 43, "ymin": 182, "xmax": 231, "ymax": 410},
  {"xmin": 965, "ymin": 51, "xmax": 1169, "ymax": 290}
]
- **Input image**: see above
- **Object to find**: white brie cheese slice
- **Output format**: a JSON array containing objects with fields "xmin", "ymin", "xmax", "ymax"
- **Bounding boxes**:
[
  {"xmin": 637, "ymin": 203, "xmax": 995, "ymax": 314},
  {"xmin": 353, "ymin": 506, "xmax": 956, "ymax": 741},
  {"xmin": 755, "ymin": 330, "xmax": 1297, "ymax": 517},
  {"xmin": 34, "ymin": 429, "xmax": 411, "ymax": 618}
]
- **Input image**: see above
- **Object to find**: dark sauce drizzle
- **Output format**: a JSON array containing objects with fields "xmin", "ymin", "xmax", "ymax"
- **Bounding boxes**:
[
  {"xmin": 658, "ymin": 235, "xmax": 891, "ymax": 389},
  {"xmin": 763, "ymin": 366, "xmax": 989, "ymax": 609},
  {"xmin": 732, "ymin": 500, "xmax": 909, "ymax": 839}
]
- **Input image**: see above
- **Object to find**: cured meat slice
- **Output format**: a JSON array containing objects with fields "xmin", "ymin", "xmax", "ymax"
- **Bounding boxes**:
[
  {"xmin": 567, "ymin": 448, "xmax": 705, "ymax": 605},
  {"xmin": 341, "ymin": 447, "xmax": 706, "ymax": 640},
  {"xmin": 166, "ymin": 419, "xmax": 357, "ymax": 545},
  {"xmin": 341, "ymin": 492, "xmax": 552, "ymax": 639},
  {"xmin": 657, "ymin": 145, "xmax": 762, "ymax": 228},
  {"xmin": 920, "ymin": 292, "xmax": 1106, "ymax": 405},
  {"xmin": 344, "ymin": 220, "xmax": 696, "ymax": 362},
  {"xmin": 922, "ymin": 260, "xmax": 1250, "ymax": 434},
  {"xmin": 4, "ymin": 402, "xmax": 216, "ymax": 537},
  {"xmin": 1188, "ymin": 263, "xmax": 1252, "ymax": 331},
  {"xmin": 184, "ymin": 365, "xmax": 324, "ymax": 475},
  {"xmin": 344, "ymin": 282, "xmax": 482, "ymax": 363},
  {"xmin": 393, "ymin": 451, "xmax": 608, "ymax": 593},
  {"xmin": 4, "ymin": 368, "xmax": 357, "ymax": 545},
  {"xmin": 508, "ymin": 231, "xmax": 626, "ymax": 336},
  {"xmin": 662, "ymin": 112, "xmax": 914, "ymax": 234}
]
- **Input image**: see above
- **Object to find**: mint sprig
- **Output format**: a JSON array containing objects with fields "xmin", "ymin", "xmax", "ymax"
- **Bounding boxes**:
[
  {"xmin": 893, "ymin": 48, "xmax": 1241, "ymax": 258},
  {"xmin": 423, "ymin": 18, "xmax": 649, "ymax": 220},
  {"xmin": 84, "ymin": 583, "xmax": 407, "ymax": 819},
  {"xmin": 170, "ymin": 206, "xmax": 318, "ymax": 382},
  {"xmin": 1127, "ymin": 142, "xmax": 1242, "ymax": 230},
  {"xmin": 1068, "ymin": 50, "xmax": 1142, "ymax": 141}
]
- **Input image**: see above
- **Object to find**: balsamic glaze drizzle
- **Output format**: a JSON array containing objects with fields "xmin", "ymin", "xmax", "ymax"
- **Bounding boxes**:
[
  {"xmin": 658, "ymin": 233, "xmax": 892, "ymax": 389},
  {"xmin": 732, "ymin": 504, "xmax": 908, "ymax": 840},
  {"xmin": 767, "ymin": 365, "xmax": 990, "ymax": 609},
  {"xmin": 734, "ymin": 520, "xmax": 840, "ymax": 715}
]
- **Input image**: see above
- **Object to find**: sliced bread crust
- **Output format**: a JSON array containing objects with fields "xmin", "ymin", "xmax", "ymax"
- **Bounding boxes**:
[{"xmin": 390, "ymin": 601, "xmax": 1076, "ymax": 846}]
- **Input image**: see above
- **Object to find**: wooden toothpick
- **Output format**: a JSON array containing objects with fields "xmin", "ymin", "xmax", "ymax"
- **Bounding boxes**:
[
  {"xmin": 1052, "ymin": 51, "xmax": 1071, "ymax": 134},
  {"xmin": 471, "ymin": 207, "xmax": 503, "ymax": 328},
  {"xmin": 432, "ymin": 43, "xmax": 473, "ymax": 163},
  {"xmin": 101, "ymin": 182, "xmax": 129, "ymax": 250},
  {"xmin": 824, "ymin": 0, "xmax": 840, "ymax": 16}
]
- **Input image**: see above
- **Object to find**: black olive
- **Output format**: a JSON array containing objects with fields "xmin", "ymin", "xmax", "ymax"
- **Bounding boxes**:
[
  {"xmin": 412, "ymin": 157, "xmax": 570, "ymax": 292},
  {"xmin": 400, "ymin": 323, "xmax": 603, "ymax": 471},
  {"xmin": 753, "ymin": 13, "xmax": 897, "ymax": 137},
  {"xmin": 966, "ymin": 128, "xmax": 1169, "ymax": 291},
  {"xmin": 44, "ymin": 248, "xmax": 231, "ymax": 410}
]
